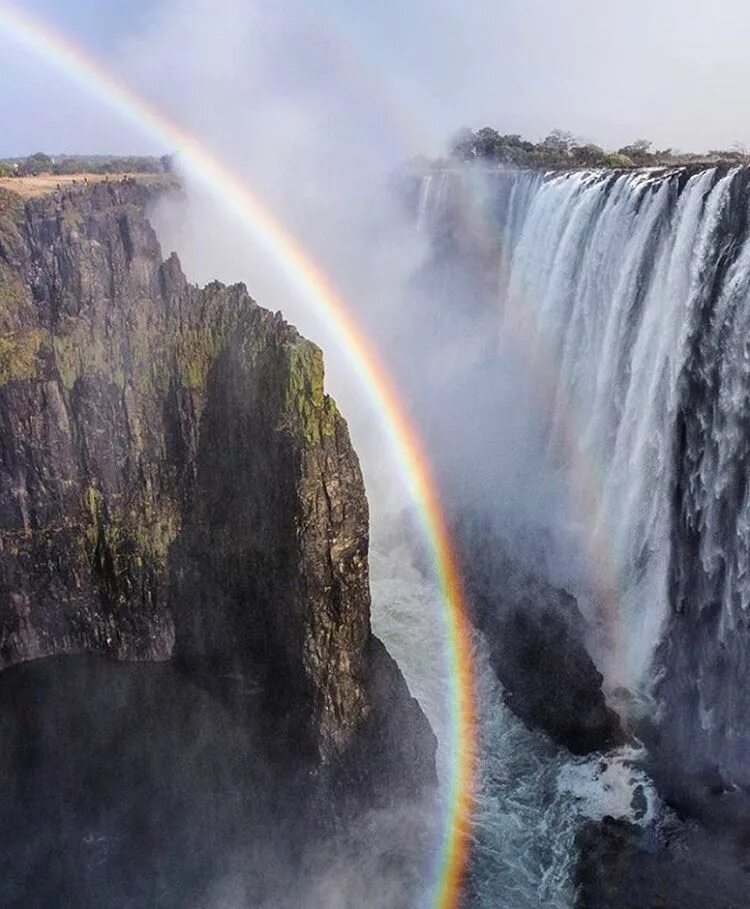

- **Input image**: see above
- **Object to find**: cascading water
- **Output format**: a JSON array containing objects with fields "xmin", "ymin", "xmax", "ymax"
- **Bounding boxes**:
[
  {"xmin": 489, "ymin": 166, "xmax": 741, "ymax": 692},
  {"xmin": 387, "ymin": 163, "xmax": 750, "ymax": 904},
  {"xmin": 481, "ymin": 165, "xmax": 750, "ymax": 787},
  {"xmin": 417, "ymin": 165, "xmax": 750, "ymax": 712}
]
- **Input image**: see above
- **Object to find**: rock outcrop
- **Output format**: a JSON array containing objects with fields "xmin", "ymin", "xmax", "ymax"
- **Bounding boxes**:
[
  {"xmin": 0, "ymin": 179, "xmax": 435, "ymax": 904},
  {"xmin": 457, "ymin": 518, "xmax": 623, "ymax": 754},
  {"xmin": 574, "ymin": 814, "xmax": 749, "ymax": 909}
]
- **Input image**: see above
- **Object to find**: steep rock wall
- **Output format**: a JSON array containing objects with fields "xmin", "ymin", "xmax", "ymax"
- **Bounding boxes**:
[{"xmin": 0, "ymin": 178, "xmax": 434, "ymax": 776}]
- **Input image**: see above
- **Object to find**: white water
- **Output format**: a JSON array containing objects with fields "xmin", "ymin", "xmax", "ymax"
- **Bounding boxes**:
[
  {"xmin": 370, "ymin": 525, "xmax": 656, "ymax": 908},
  {"xmin": 417, "ymin": 165, "xmax": 750, "ymax": 694},
  {"xmin": 497, "ymin": 167, "xmax": 737, "ymax": 689},
  {"xmin": 368, "ymin": 164, "xmax": 750, "ymax": 905}
]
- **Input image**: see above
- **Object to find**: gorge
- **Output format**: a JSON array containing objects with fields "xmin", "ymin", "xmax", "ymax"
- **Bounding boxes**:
[
  {"xmin": 4, "ymin": 160, "xmax": 750, "ymax": 908},
  {"xmin": 407, "ymin": 163, "xmax": 750, "ymax": 907}
]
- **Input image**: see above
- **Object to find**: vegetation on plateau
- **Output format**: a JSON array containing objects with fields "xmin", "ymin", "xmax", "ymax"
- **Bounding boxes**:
[
  {"xmin": 0, "ymin": 152, "xmax": 173, "ymax": 177},
  {"xmin": 448, "ymin": 127, "xmax": 750, "ymax": 170}
]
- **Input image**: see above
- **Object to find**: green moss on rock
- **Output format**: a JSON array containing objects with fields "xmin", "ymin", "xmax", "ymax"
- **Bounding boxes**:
[
  {"xmin": 0, "ymin": 263, "xmax": 28, "ymax": 321},
  {"xmin": 284, "ymin": 340, "xmax": 336, "ymax": 443},
  {"xmin": 173, "ymin": 322, "xmax": 230, "ymax": 390},
  {"xmin": 81, "ymin": 483, "xmax": 180, "ymax": 600},
  {"xmin": 0, "ymin": 188, "xmax": 26, "ymax": 226},
  {"xmin": 52, "ymin": 330, "xmax": 123, "ymax": 390},
  {"xmin": 0, "ymin": 329, "xmax": 43, "ymax": 385}
]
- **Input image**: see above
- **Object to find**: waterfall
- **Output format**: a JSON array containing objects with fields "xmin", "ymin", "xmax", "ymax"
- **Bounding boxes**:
[
  {"xmin": 499, "ymin": 167, "xmax": 738, "ymax": 687},
  {"xmin": 418, "ymin": 164, "xmax": 750, "ymax": 784}
]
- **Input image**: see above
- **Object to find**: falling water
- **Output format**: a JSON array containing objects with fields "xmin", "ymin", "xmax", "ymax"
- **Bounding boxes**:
[
  {"xmin": 389, "ymin": 163, "xmax": 750, "ymax": 904},
  {"xmin": 481, "ymin": 166, "xmax": 750, "ymax": 784},
  {"xmin": 495, "ymin": 168, "xmax": 732, "ymax": 682}
]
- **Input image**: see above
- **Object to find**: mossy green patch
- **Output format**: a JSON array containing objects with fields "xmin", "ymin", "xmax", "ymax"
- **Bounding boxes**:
[
  {"xmin": 51, "ymin": 330, "xmax": 124, "ymax": 390},
  {"xmin": 0, "ymin": 263, "xmax": 28, "ymax": 322},
  {"xmin": 83, "ymin": 484, "xmax": 105, "ymax": 549},
  {"xmin": 81, "ymin": 483, "xmax": 181, "ymax": 599},
  {"xmin": 284, "ymin": 340, "xmax": 336, "ymax": 444},
  {"xmin": 0, "ymin": 188, "xmax": 26, "ymax": 225},
  {"xmin": 173, "ymin": 321, "xmax": 230, "ymax": 390},
  {"xmin": 0, "ymin": 328, "xmax": 43, "ymax": 384}
]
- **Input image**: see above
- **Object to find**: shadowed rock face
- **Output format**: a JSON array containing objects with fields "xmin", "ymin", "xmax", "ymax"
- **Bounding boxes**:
[
  {"xmin": 0, "ymin": 180, "xmax": 436, "ymax": 902},
  {"xmin": 0, "ymin": 652, "xmax": 436, "ymax": 909},
  {"xmin": 456, "ymin": 518, "xmax": 623, "ymax": 755},
  {"xmin": 574, "ymin": 815, "xmax": 750, "ymax": 909}
]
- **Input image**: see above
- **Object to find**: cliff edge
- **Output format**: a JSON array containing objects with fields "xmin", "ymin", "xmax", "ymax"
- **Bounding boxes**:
[{"xmin": 0, "ymin": 178, "xmax": 435, "ymax": 904}]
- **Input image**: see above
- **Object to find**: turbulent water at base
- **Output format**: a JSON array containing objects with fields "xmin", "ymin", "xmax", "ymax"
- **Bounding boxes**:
[
  {"xmin": 370, "ymin": 529, "xmax": 656, "ymax": 909},
  {"xmin": 369, "ymin": 163, "xmax": 750, "ymax": 904}
]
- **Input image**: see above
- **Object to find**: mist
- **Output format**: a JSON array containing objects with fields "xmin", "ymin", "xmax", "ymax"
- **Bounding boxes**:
[
  {"xmin": 121, "ymin": 0, "xmax": 573, "ymax": 526},
  {"xmin": 7, "ymin": 0, "xmax": 750, "ymax": 905},
  {"xmin": 131, "ymin": 4, "xmax": 606, "ymax": 903}
]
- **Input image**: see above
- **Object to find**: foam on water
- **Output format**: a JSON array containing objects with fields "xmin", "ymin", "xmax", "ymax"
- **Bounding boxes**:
[{"xmin": 370, "ymin": 529, "xmax": 657, "ymax": 908}]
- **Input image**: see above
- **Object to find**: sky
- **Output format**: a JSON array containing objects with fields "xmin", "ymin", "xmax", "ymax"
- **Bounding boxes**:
[{"xmin": 2, "ymin": 0, "xmax": 750, "ymax": 159}]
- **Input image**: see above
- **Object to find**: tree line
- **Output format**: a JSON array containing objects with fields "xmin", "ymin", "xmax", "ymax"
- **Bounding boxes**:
[
  {"xmin": 449, "ymin": 128, "xmax": 750, "ymax": 170},
  {"xmin": 0, "ymin": 153, "xmax": 173, "ymax": 178}
]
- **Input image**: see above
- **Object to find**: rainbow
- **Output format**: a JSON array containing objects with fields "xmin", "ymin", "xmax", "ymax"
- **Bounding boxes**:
[{"xmin": 0, "ymin": 3, "xmax": 476, "ymax": 906}]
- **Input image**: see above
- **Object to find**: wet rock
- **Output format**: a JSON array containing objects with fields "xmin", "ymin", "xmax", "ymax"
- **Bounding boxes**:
[
  {"xmin": 575, "ymin": 814, "xmax": 750, "ymax": 909},
  {"xmin": 0, "ymin": 180, "xmax": 436, "ymax": 902},
  {"xmin": 457, "ymin": 520, "xmax": 624, "ymax": 754}
]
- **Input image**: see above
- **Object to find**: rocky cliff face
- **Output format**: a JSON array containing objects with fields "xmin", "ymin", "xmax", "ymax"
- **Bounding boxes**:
[
  {"xmin": 0, "ymin": 179, "xmax": 435, "ymax": 903},
  {"xmin": 456, "ymin": 517, "xmax": 623, "ymax": 754}
]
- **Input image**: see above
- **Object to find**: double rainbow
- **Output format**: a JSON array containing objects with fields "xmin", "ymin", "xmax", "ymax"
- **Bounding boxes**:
[{"xmin": 0, "ymin": 3, "xmax": 476, "ymax": 906}]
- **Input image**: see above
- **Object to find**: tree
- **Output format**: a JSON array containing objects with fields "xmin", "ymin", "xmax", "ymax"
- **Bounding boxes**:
[
  {"xmin": 18, "ymin": 152, "xmax": 53, "ymax": 176},
  {"xmin": 604, "ymin": 153, "xmax": 635, "ymax": 169},
  {"xmin": 474, "ymin": 127, "xmax": 503, "ymax": 159},
  {"xmin": 498, "ymin": 134, "xmax": 532, "ymax": 150},
  {"xmin": 570, "ymin": 143, "xmax": 607, "ymax": 166},
  {"xmin": 449, "ymin": 128, "xmax": 477, "ymax": 162},
  {"xmin": 543, "ymin": 129, "xmax": 577, "ymax": 152},
  {"xmin": 708, "ymin": 147, "xmax": 748, "ymax": 163},
  {"xmin": 617, "ymin": 139, "xmax": 653, "ymax": 164}
]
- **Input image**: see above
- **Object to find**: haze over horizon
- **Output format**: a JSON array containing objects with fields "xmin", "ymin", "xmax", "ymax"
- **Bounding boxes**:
[{"xmin": 2, "ymin": 0, "xmax": 750, "ymax": 160}]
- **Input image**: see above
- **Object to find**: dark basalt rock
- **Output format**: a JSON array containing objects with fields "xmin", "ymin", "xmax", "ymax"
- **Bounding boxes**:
[
  {"xmin": 574, "ymin": 815, "xmax": 750, "ymax": 909},
  {"xmin": 0, "ymin": 179, "xmax": 436, "ymax": 902},
  {"xmin": 0, "ymin": 652, "xmax": 435, "ymax": 908},
  {"xmin": 457, "ymin": 519, "xmax": 624, "ymax": 754}
]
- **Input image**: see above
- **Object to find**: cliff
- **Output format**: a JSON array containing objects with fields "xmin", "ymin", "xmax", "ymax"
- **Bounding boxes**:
[
  {"xmin": 0, "ymin": 178, "xmax": 435, "ymax": 903},
  {"xmin": 456, "ymin": 517, "xmax": 623, "ymax": 754},
  {"xmin": 574, "ymin": 815, "xmax": 749, "ymax": 909}
]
